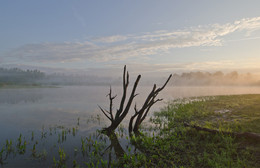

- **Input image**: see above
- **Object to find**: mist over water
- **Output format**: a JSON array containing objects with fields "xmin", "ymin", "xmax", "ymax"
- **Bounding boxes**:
[{"xmin": 1, "ymin": 85, "xmax": 260, "ymax": 141}]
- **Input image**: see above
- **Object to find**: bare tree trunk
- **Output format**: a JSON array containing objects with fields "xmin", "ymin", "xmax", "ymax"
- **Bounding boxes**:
[
  {"xmin": 99, "ymin": 65, "xmax": 172, "ymax": 135},
  {"xmin": 99, "ymin": 65, "xmax": 141, "ymax": 133},
  {"xmin": 129, "ymin": 74, "xmax": 172, "ymax": 135}
]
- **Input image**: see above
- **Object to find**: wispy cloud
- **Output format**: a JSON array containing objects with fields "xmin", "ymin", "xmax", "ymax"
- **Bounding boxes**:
[
  {"xmin": 93, "ymin": 35, "xmax": 128, "ymax": 43},
  {"xmin": 75, "ymin": 59, "xmax": 260, "ymax": 78},
  {"xmin": 5, "ymin": 17, "xmax": 260, "ymax": 63}
]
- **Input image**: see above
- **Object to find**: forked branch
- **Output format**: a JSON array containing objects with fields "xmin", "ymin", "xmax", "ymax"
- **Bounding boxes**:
[
  {"xmin": 99, "ymin": 65, "xmax": 172, "ymax": 135},
  {"xmin": 129, "ymin": 74, "xmax": 172, "ymax": 135},
  {"xmin": 99, "ymin": 65, "xmax": 141, "ymax": 133}
]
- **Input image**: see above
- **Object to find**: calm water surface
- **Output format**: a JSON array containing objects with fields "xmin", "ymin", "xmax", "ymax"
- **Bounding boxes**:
[
  {"xmin": 1, "ymin": 85, "xmax": 260, "ymax": 167},
  {"xmin": 1, "ymin": 85, "xmax": 260, "ymax": 139}
]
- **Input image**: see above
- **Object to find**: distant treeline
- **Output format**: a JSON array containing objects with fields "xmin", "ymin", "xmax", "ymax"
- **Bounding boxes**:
[
  {"xmin": 169, "ymin": 71, "xmax": 259, "ymax": 86},
  {"xmin": 0, "ymin": 67, "xmax": 259, "ymax": 86},
  {"xmin": 0, "ymin": 68, "xmax": 45, "ymax": 85},
  {"xmin": 0, "ymin": 67, "xmax": 113, "ymax": 86}
]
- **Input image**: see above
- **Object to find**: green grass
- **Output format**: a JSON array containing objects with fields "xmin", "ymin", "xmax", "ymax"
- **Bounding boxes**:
[
  {"xmin": 177, "ymin": 94, "xmax": 260, "ymax": 134},
  {"xmin": 143, "ymin": 94, "xmax": 260, "ymax": 167}
]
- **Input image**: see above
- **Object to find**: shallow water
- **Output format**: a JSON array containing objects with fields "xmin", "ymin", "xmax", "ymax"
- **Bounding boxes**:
[
  {"xmin": 1, "ymin": 85, "xmax": 260, "ymax": 167},
  {"xmin": 1, "ymin": 85, "xmax": 260, "ymax": 139}
]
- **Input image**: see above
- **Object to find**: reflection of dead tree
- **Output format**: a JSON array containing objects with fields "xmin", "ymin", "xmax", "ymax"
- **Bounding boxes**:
[
  {"xmin": 99, "ymin": 65, "xmax": 172, "ymax": 135},
  {"xmin": 102, "ymin": 131, "xmax": 125, "ymax": 167},
  {"xmin": 99, "ymin": 65, "xmax": 141, "ymax": 133},
  {"xmin": 129, "ymin": 74, "xmax": 172, "ymax": 135}
]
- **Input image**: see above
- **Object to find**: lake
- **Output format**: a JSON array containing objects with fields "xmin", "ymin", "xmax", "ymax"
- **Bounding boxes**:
[
  {"xmin": 1, "ymin": 85, "xmax": 260, "ymax": 167},
  {"xmin": 1, "ymin": 85, "xmax": 260, "ymax": 139}
]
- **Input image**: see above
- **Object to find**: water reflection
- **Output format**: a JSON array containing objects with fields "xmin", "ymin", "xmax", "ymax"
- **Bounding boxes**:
[
  {"xmin": 1, "ymin": 86, "xmax": 260, "ymax": 136},
  {"xmin": 0, "ymin": 117, "xmax": 131, "ymax": 168},
  {"xmin": 104, "ymin": 131, "xmax": 125, "ymax": 157},
  {"xmin": 0, "ymin": 88, "xmax": 43, "ymax": 104}
]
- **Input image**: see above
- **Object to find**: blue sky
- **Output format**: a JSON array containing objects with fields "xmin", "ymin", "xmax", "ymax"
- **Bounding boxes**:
[{"xmin": 1, "ymin": 1, "xmax": 260, "ymax": 76}]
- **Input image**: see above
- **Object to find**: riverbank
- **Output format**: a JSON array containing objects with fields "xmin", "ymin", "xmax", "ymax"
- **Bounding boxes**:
[{"xmin": 136, "ymin": 94, "xmax": 260, "ymax": 167}]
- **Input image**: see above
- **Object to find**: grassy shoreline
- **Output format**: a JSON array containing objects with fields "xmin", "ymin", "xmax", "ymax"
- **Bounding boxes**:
[{"xmin": 140, "ymin": 94, "xmax": 260, "ymax": 167}]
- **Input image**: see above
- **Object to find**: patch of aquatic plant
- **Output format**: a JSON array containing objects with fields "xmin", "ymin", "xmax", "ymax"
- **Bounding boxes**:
[
  {"xmin": 0, "ymin": 117, "xmax": 143, "ymax": 167},
  {"xmin": 5, "ymin": 139, "xmax": 14, "ymax": 154},
  {"xmin": 0, "ymin": 118, "xmax": 112, "ymax": 167},
  {"xmin": 53, "ymin": 148, "xmax": 67, "ymax": 168},
  {"xmin": 31, "ymin": 131, "xmax": 34, "ymax": 141},
  {"xmin": 31, "ymin": 142, "xmax": 47, "ymax": 160},
  {"xmin": 0, "ymin": 148, "xmax": 4, "ymax": 166},
  {"xmin": 86, "ymin": 114, "xmax": 104, "ymax": 125},
  {"xmin": 72, "ymin": 127, "xmax": 78, "ymax": 137},
  {"xmin": 16, "ymin": 134, "xmax": 27, "ymax": 154}
]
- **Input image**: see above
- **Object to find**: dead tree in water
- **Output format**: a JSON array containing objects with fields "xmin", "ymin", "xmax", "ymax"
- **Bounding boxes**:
[
  {"xmin": 99, "ymin": 65, "xmax": 172, "ymax": 134},
  {"xmin": 99, "ymin": 65, "xmax": 141, "ymax": 133},
  {"xmin": 129, "ymin": 74, "xmax": 172, "ymax": 135}
]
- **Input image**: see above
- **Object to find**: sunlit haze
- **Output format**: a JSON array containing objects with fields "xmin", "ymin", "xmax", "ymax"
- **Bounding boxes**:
[{"xmin": 1, "ymin": 1, "xmax": 260, "ymax": 78}]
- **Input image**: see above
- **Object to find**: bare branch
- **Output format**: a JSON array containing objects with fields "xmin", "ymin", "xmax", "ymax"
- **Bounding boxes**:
[
  {"xmin": 107, "ymin": 86, "xmax": 116, "ymax": 121},
  {"xmin": 98, "ymin": 105, "xmax": 112, "ymax": 122},
  {"xmin": 141, "ymin": 84, "xmax": 157, "ymax": 110},
  {"xmin": 134, "ymin": 104, "xmax": 138, "ymax": 113},
  {"xmin": 100, "ymin": 65, "xmax": 172, "ymax": 134},
  {"xmin": 101, "ymin": 66, "xmax": 142, "ymax": 132},
  {"xmin": 111, "ymin": 95, "xmax": 117, "ymax": 99},
  {"xmin": 117, "ymin": 65, "xmax": 128, "ymax": 119},
  {"xmin": 140, "ymin": 98, "xmax": 163, "ymax": 123},
  {"xmin": 154, "ymin": 74, "xmax": 172, "ymax": 94},
  {"xmin": 129, "ymin": 104, "xmax": 141, "ymax": 135},
  {"xmin": 104, "ymin": 109, "xmax": 110, "ymax": 114},
  {"xmin": 130, "ymin": 74, "xmax": 172, "ymax": 135},
  {"xmin": 119, "ymin": 74, "xmax": 141, "ymax": 121},
  {"xmin": 154, "ymin": 98, "xmax": 163, "ymax": 103},
  {"xmin": 126, "ymin": 71, "xmax": 129, "ymax": 85}
]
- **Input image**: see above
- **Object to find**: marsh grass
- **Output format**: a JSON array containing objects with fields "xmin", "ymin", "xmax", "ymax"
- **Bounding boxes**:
[{"xmin": 147, "ymin": 94, "xmax": 260, "ymax": 167}]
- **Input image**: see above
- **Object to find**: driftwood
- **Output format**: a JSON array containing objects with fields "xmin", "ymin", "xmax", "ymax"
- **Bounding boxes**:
[{"xmin": 184, "ymin": 122, "xmax": 260, "ymax": 140}]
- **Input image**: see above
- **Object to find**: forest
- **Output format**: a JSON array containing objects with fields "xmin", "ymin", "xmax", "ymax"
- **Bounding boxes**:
[
  {"xmin": 1, "ymin": 67, "xmax": 260, "ymax": 86},
  {"xmin": 0, "ymin": 68, "xmax": 45, "ymax": 85}
]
